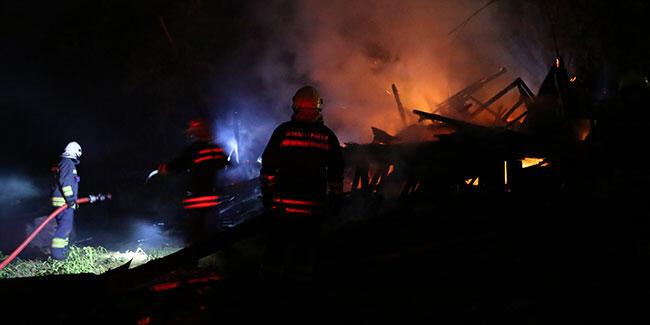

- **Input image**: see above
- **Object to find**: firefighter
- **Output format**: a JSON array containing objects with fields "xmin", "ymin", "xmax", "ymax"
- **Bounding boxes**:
[
  {"xmin": 158, "ymin": 118, "xmax": 228, "ymax": 245},
  {"xmin": 259, "ymin": 85, "xmax": 344, "ymax": 281},
  {"xmin": 50, "ymin": 141, "xmax": 82, "ymax": 260}
]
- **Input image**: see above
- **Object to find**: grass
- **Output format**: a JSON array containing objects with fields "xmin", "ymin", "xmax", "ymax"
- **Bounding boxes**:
[{"xmin": 0, "ymin": 245, "xmax": 179, "ymax": 279}]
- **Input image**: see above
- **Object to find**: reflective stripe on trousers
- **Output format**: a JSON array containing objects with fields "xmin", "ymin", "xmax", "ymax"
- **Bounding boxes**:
[
  {"xmin": 183, "ymin": 195, "xmax": 221, "ymax": 210},
  {"xmin": 52, "ymin": 237, "xmax": 69, "ymax": 248},
  {"xmin": 271, "ymin": 197, "xmax": 322, "ymax": 215}
]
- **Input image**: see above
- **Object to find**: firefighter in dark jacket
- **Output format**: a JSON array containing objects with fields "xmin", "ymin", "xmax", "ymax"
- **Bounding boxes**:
[
  {"xmin": 50, "ymin": 141, "xmax": 82, "ymax": 260},
  {"xmin": 259, "ymin": 85, "xmax": 344, "ymax": 280},
  {"xmin": 158, "ymin": 119, "xmax": 228, "ymax": 245}
]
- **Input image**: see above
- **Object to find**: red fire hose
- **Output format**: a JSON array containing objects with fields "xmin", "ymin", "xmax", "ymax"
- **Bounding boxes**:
[{"xmin": 0, "ymin": 193, "xmax": 111, "ymax": 271}]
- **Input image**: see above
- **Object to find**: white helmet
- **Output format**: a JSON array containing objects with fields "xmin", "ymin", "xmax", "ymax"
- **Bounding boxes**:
[{"xmin": 62, "ymin": 141, "xmax": 82, "ymax": 159}]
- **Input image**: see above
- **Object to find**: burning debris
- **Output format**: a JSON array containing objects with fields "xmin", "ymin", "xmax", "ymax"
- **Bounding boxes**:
[
  {"xmin": 1, "ymin": 0, "xmax": 649, "ymax": 323},
  {"xmin": 342, "ymin": 56, "xmax": 588, "ymax": 203}
]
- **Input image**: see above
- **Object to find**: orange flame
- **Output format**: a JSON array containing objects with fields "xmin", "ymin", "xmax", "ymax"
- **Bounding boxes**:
[
  {"xmin": 521, "ymin": 157, "xmax": 545, "ymax": 168},
  {"xmin": 464, "ymin": 177, "xmax": 479, "ymax": 186}
]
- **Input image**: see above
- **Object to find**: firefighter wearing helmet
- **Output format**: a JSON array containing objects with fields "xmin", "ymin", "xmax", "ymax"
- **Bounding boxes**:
[
  {"xmin": 259, "ymin": 85, "xmax": 344, "ymax": 281},
  {"xmin": 158, "ymin": 118, "xmax": 228, "ymax": 245},
  {"xmin": 49, "ymin": 141, "xmax": 82, "ymax": 260}
]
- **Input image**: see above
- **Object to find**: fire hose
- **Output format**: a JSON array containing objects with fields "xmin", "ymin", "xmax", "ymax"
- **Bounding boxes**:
[{"xmin": 0, "ymin": 193, "xmax": 111, "ymax": 271}]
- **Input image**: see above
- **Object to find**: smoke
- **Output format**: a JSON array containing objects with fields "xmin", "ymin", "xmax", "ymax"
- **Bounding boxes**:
[
  {"xmin": 212, "ymin": 96, "xmax": 278, "ymax": 182},
  {"xmin": 248, "ymin": 0, "xmax": 551, "ymax": 143},
  {"xmin": 72, "ymin": 217, "xmax": 184, "ymax": 252},
  {"xmin": 0, "ymin": 175, "xmax": 42, "ymax": 207},
  {"xmin": 128, "ymin": 221, "xmax": 183, "ymax": 251}
]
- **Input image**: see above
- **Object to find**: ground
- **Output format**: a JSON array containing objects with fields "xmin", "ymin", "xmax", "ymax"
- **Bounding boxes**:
[{"xmin": 1, "ymin": 189, "xmax": 648, "ymax": 324}]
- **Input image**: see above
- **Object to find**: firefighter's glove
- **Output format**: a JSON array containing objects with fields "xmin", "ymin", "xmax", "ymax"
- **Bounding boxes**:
[{"xmin": 66, "ymin": 200, "xmax": 78, "ymax": 210}]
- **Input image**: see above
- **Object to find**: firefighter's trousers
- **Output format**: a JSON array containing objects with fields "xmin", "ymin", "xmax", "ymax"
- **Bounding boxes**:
[{"xmin": 51, "ymin": 207, "xmax": 74, "ymax": 260}]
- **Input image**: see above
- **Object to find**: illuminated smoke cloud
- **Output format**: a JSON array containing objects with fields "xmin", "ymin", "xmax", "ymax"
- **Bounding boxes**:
[
  {"xmin": 0, "ymin": 175, "xmax": 41, "ymax": 207},
  {"xmin": 250, "ymin": 0, "xmax": 551, "ymax": 143}
]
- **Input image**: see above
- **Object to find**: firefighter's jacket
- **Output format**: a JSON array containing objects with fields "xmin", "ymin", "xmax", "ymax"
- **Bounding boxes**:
[
  {"xmin": 51, "ymin": 157, "xmax": 80, "ymax": 207},
  {"xmin": 167, "ymin": 141, "xmax": 228, "ymax": 209},
  {"xmin": 261, "ymin": 119, "xmax": 344, "ymax": 216}
]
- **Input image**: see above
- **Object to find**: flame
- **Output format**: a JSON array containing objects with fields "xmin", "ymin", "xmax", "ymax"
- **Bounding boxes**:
[
  {"xmin": 331, "ymin": 68, "xmax": 520, "ymax": 142},
  {"xmin": 387, "ymin": 164, "xmax": 395, "ymax": 176},
  {"xmin": 257, "ymin": 0, "xmax": 556, "ymax": 145},
  {"xmin": 570, "ymin": 76, "xmax": 577, "ymax": 83},
  {"xmin": 555, "ymin": 58, "xmax": 560, "ymax": 68},
  {"xmin": 570, "ymin": 118, "xmax": 592, "ymax": 142},
  {"xmin": 464, "ymin": 177, "xmax": 479, "ymax": 186},
  {"xmin": 520, "ymin": 157, "xmax": 545, "ymax": 168}
]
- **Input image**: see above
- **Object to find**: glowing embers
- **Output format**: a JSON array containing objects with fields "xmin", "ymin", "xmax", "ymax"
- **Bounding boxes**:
[
  {"xmin": 464, "ymin": 177, "xmax": 480, "ymax": 186},
  {"xmin": 193, "ymin": 148, "xmax": 226, "ymax": 164},
  {"xmin": 182, "ymin": 195, "xmax": 221, "ymax": 209},
  {"xmin": 520, "ymin": 157, "xmax": 550, "ymax": 168},
  {"xmin": 150, "ymin": 274, "xmax": 223, "ymax": 292},
  {"xmin": 573, "ymin": 118, "xmax": 592, "ymax": 141},
  {"xmin": 349, "ymin": 163, "xmax": 396, "ymax": 192}
]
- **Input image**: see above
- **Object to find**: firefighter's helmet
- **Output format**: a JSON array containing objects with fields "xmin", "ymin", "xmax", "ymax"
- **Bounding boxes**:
[
  {"xmin": 62, "ymin": 141, "xmax": 82, "ymax": 159},
  {"xmin": 185, "ymin": 118, "xmax": 212, "ymax": 141},
  {"xmin": 292, "ymin": 85, "xmax": 323, "ymax": 110},
  {"xmin": 618, "ymin": 70, "xmax": 649, "ymax": 93}
]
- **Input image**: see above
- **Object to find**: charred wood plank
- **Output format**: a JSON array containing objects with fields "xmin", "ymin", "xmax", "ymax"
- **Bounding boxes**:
[{"xmin": 391, "ymin": 84, "xmax": 409, "ymax": 128}]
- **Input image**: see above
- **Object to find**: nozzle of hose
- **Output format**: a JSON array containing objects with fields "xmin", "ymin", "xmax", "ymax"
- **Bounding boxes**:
[{"xmin": 88, "ymin": 193, "xmax": 112, "ymax": 203}]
